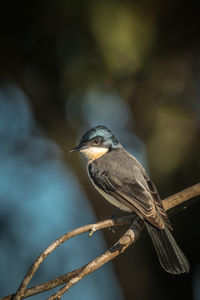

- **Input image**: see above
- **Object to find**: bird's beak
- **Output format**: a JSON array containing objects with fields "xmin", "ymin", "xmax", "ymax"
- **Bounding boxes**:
[{"xmin": 69, "ymin": 144, "xmax": 88, "ymax": 153}]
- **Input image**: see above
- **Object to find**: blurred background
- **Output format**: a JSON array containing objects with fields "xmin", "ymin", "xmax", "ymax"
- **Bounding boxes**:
[{"xmin": 0, "ymin": 0, "xmax": 200, "ymax": 299}]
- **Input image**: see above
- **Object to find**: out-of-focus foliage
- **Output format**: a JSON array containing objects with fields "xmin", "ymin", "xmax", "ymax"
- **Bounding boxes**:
[{"xmin": 0, "ymin": 1, "xmax": 199, "ymax": 299}]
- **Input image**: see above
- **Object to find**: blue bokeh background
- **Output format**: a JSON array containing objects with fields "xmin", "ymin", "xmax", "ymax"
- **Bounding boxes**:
[{"xmin": 0, "ymin": 1, "xmax": 200, "ymax": 299}]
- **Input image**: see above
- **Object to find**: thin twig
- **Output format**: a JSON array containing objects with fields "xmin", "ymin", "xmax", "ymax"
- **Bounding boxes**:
[
  {"xmin": 47, "ymin": 216, "xmax": 144, "ymax": 300},
  {"xmin": 11, "ymin": 216, "xmax": 133, "ymax": 300},
  {"xmin": 162, "ymin": 183, "xmax": 200, "ymax": 210},
  {"xmin": 46, "ymin": 183, "xmax": 200, "ymax": 300},
  {"xmin": 1, "ymin": 268, "xmax": 84, "ymax": 300},
  {"xmin": 1, "ymin": 183, "xmax": 199, "ymax": 300}
]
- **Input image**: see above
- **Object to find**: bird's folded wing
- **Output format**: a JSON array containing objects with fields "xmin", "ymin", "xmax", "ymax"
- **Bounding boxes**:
[
  {"xmin": 96, "ymin": 173, "xmax": 166, "ymax": 229},
  {"xmin": 144, "ymin": 174, "xmax": 172, "ymax": 229}
]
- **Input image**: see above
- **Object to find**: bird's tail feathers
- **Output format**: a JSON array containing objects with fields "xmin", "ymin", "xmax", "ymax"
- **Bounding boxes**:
[{"xmin": 145, "ymin": 221, "xmax": 189, "ymax": 274}]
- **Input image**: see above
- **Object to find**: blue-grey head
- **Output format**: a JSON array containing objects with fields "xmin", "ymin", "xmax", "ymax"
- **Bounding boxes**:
[{"xmin": 70, "ymin": 125, "xmax": 121, "ymax": 161}]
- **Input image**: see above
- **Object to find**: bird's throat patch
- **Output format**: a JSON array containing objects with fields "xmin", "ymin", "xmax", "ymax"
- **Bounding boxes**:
[{"xmin": 81, "ymin": 147, "xmax": 108, "ymax": 162}]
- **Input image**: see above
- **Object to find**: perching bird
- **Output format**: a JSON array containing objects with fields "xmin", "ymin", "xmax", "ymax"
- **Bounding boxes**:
[{"xmin": 70, "ymin": 125, "xmax": 189, "ymax": 274}]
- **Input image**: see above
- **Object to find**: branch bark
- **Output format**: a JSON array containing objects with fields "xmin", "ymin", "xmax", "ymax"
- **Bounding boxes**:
[{"xmin": 1, "ymin": 183, "xmax": 199, "ymax": 300}]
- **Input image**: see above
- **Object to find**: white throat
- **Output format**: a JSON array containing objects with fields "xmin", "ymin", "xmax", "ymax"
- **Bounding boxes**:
[{"xmin": 80, "ymin": 147, "xmax": 108, "ymax": 162}]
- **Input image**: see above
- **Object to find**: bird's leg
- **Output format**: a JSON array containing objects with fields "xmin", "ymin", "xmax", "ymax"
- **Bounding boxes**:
[
  {"xmin": 108, "ymin": 208, "xmax": 124, "ymax": 233},
  {"xmin": 110, "ymin": 208, "xmax": 122, "ymax": 219}
]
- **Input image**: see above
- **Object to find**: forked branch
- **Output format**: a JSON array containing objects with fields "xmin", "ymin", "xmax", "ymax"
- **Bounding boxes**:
[{"xmin": 1, "ymin": 183, "xmax": 199, "ymax": 300}]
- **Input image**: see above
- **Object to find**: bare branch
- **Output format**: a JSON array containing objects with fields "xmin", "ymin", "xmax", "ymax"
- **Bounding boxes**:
[
  {"xmin": 162, "ymin": 183, "xmax": 200, "ymax": 210},
  {"xmin": 0, "ymin": 268, "xmax": 84, "ymax": 300},
  {"xmin": 1, "ymin": 183, "xmax": 199, "ymax": 300},
  {"xmin": 47, "ymin": 216, "xmax": 143, "ymax": 300},
  {"xmin": 11, "ymin": 216, "xmax": 133, "ymax": 300}
]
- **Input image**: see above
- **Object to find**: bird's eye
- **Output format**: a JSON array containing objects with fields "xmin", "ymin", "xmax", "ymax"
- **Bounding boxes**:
[{"xmin": 93, "ymin": 137, "xmax": 101, "ymax": 146}]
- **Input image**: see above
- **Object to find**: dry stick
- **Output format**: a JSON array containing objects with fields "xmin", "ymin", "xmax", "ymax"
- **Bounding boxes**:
[
  {"xmin": 2, "ymin": 183, "xmax": 200, "ymax": 300},
  {"xmin": 162, "ymin": 183, "xmax": 200, "ymax": 211},
  {"xmin": 47, "ymin": 183, "xmax": 200, "ymax": 300},
  {"xmin": 47, "ymin": 216, "xmax": 144, "ymax": 300},
  {"xmin": 11, "ymin": 216, "xmax": 133, "ymax": 300},
  {"xmin": 1, "ymin": 268, "xmax": 84, "ymax": 300}
]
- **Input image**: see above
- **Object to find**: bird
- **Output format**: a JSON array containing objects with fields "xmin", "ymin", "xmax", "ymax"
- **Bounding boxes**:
[{"xmin": 70, "ymin": 125, "xmax": 189, "ymax": 274}]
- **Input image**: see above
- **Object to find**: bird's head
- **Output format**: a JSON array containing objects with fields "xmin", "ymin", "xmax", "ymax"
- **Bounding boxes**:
[{"xmin": 70, "ymin": 125, "xmax": 121, "ymax": 162}]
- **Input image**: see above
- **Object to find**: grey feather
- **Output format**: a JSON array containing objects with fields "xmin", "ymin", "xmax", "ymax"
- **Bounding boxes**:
[{"xmin": 88, "ymin": 148, "xmax": 189, "ymax": 274}]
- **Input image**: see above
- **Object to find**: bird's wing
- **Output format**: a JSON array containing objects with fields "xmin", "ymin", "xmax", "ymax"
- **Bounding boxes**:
[
  {"xmin": 144, "ymin": 174, "xmax": 172, "ymax": 229},
  {"xmin": 89, "ymin": 164, "xmax": 165, "ymax": 229},
  {"xmin": 108, "ymin": 175, "xmax": 166, "ymax": 229}
]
